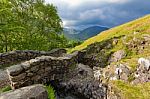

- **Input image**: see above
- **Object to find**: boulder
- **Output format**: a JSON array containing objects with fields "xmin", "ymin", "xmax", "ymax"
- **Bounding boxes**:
[
  {"xmin": 132, "ymin": 57, "xmax": 150, "ymax": 84},
  {"xmin": 7, "ymin": 65, "xmax": 24, "ymax": 76},
  {"xmin": 108, "ymin": 64, "xmax": 130, "ymax": 81},
  {"xmin": 56, "ymin": 64, "xmax": 107, "ymax": 99},
  {"xmin": 138, "ymin": 58, "xmax": 150, "ymax": 71},
  {"xmin": 110, "ymin": 50, "xmax": 126, "ymax": 62},
  {"xmin": 0, "ymin": 70, "xmax": 10, "ymax": 88},
  {"xmin": 0, "ymin": 84, "xmax": 48, "ymax": 99}
]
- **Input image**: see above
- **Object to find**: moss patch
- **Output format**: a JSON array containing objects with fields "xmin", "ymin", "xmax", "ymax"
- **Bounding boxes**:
[{"xmin": 0, "ymin": 86, "xmax": 11, "ymax": 93}]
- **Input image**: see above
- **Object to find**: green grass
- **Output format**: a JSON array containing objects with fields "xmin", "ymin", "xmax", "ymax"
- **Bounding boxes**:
[
  {"xmin": 45, "ymin": 85, "xmax": 56, "ymax": 99},
  {"xmin": 111, "ymin": 81, "xmax": 150, "ymax": 99},
  {"xmin": 0, "ymin": 86, "xmax": 11, "ymax": 93}
]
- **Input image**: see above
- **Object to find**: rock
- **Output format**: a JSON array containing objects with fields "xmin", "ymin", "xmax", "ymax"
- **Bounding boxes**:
[
  {"xmin": 21, "ymin": 61, "xmax": 31, "ymax": 70},
  {"xmin": 77, "ymin": 63, "xmax": 93, "ymax": 77},
  {"xmin": 6, "ymin": 52, "xmax": 78, "ymax": 89},
  {"xmin": 119, "ymin": 64, "xmax": 130, "ymax": 75},
  {"xmin": 94, "ymin": 70, "xmax": 101, "ymax": 81},
  {"xmin": 138, "ymin": 58, "xmax": 150, "ymax": 71},
  {"xmin": 107, "ymin": 64, "xmax": 130, "ymax": 81},
  {"xmin": 7, "ymin": 65, "xmax": 24, "ymax": 76},
  {"xmin": 132, "ymin": 57, "xmax": 150, "ymax": 84},
  {"xmin": 0, "ymin": 70, "xmax": 10, "ymax": 88},
  {"xmin": 56, "ymin": 64, "xmax": 107, "ymax": 99},
  {"xmin": 110, "ymin": 50, "xmax": 126, "ymax": 62},
  {"xmin": 113, "ymin": 39, "xmax": 118, "ymax": 45},
  {"xmin": 93, "ymin": 67, "xmax": 102, "ymax": 81},
  {"xmin": 0, "ymin": 49, "xmax": 67, "ymax": 68},
  {"xmin": 115, "ymin": 68, "xmax": 122, "ymax": 75},
  {"xmin": 48, "ymin": 48, "xmax": 67, "ymax": 57},
  {"xmin": 110, "ymin": 76, "xmax": 117, "ymax": 81},
  {"xmin": 120, "ymin": 73, "xmax": 128, "ymax": 81},
  {"xmin": 0, "ymin": 84, "xmax": 48, "ymax": 99},
  {"xmin": 142, "ymin": 34, "xmax": 150, "ymax": 41}
]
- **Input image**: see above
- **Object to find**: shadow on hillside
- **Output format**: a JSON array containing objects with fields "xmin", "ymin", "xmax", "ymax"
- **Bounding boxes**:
[{"xmin": 79, "ymin": 35, "xmax": 125, "ymax": 68}]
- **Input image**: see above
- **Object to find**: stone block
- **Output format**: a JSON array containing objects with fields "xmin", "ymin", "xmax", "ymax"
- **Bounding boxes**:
[
  {"xmin": 0, "ymin": 84, "xmax": 48, "ymax": 99},
  {"xmin": 7, "ymin": 65, "xmax": 24, "ymax": 76}
]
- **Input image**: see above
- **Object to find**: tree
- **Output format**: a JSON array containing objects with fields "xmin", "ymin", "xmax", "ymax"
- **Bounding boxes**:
[{"xmin": 0, "ymin": 0, "xmax": 67, "ymax": 52}]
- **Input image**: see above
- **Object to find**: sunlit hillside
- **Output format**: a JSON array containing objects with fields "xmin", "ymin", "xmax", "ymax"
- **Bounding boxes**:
[{"xmin": 71, "ymin": 15, "xmax": 150, "ymax": 52}]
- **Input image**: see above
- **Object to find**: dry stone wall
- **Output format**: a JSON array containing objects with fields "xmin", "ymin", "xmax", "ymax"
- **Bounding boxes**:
[
  {"xmin": 7, "ymin": 52, "xmax": 78, "ymax": 89},
  {"xmin": 0, "ymin": 49, "xmax": 66, "ymax": 68}
]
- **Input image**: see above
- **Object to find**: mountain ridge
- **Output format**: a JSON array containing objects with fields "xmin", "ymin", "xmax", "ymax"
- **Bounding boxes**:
[{"xmin": 63, "ymin": 26, "xmax": 108, "ymax": 40}]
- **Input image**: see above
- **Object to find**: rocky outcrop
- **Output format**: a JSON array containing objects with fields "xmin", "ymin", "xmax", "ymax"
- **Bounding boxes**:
[
  {"xmin": 7, "ymin": 52, "xmax": 78, "ymax": 89},
  {"xmin": 0, "ymin": 49, "xmax": 66, "ymax": 68},
  {"xmin": 109, "ymin": 50, "xmax": 126, "ymax": 63},
  {"xmin": 132, "ymin": 57, "xmax": 150, "ymax": 84},
  {"xmin": 57, "ymin": 64, "xmax": 107, "ymax": 99},
  {"xmin": 0, "ymin": 84, "xmax": 48, "ymax": 99}
]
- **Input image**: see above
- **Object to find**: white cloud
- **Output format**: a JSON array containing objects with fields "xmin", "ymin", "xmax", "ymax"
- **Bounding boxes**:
[
  {"xmin": 107, "ymin": 0, "xmax": 129, "ymax": 4},
  {"xmin": 45, "ymin": 0, "xmax": 129, "ymax": 6},
  {"xmin": 63, "ymin": 20, "xmax": 77, "ymax": 27}
]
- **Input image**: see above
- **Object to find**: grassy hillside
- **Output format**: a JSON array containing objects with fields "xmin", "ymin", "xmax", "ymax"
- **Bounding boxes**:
[
  {"xmin": 71, "ymin": 15, "xmax": 150, "ymax": 52},
  {"xmin": 70, "ymin": 14, "xmax": 150, "ymax": 99},
  {"xmin": 110, "ymin": 81, "xmax": 150, "ymax": 99},
  {"xmin": 70, "ymin": 14, "xmax": 150, "ymax": 70}
]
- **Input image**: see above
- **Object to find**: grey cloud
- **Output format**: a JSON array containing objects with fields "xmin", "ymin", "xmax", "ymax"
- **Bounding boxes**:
[{"xmin": 48, "ymin": 0, "xmax": 150, "ymax": 28}]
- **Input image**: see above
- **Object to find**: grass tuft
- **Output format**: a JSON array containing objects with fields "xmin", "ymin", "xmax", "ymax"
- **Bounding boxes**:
[
  {"xmin": 0, "ymin": 86, "xmax": 11, "ymax": 93},
  {"xmin": 45, "ymin": 85, "xmax": 56, "ymax": 99}
]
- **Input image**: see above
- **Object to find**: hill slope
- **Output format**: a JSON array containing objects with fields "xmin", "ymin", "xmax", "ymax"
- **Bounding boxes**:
[
  {"xmin": 71, "ymin": 15, "xmax": 150, "ymax": 52},
  {"xmin": 70, "ymin": 15, "xmax": 150, "ymax": 99}
]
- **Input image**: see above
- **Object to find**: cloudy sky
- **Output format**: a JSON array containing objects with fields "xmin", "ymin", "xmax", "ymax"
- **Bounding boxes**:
[{"xmin": 45, "ymin": 0, "xmax": 150, "ymax": 29}]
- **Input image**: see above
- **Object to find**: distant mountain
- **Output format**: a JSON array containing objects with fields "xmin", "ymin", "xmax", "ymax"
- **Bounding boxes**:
[
  {"xmin": 63, "ymin": 28, "xmax": 80, "ymax": 34},
  {"xmin": 78, "ymin": 26, "xmax": 109, "ymax": 40},
  {"xmin": 63, "ymin": 26, "xmax": 108, "ymax": 41},
  {"xmin": 63, "ymin": 28, "xmax": 80, "ymax": 40}
]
